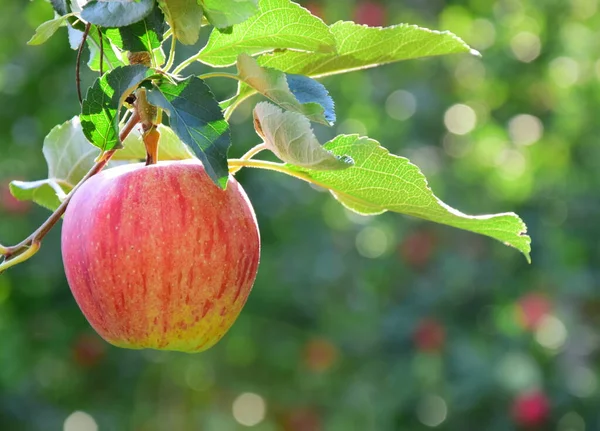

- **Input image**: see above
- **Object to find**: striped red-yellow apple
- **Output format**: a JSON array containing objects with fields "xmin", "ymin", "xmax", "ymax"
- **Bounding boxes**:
[{"xmin": 61, "ymin": 160, "xmax": 260, "ymax": 353}]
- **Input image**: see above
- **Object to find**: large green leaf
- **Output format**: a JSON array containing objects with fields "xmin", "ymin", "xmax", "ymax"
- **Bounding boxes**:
[
  {"xmin": 198, "ymin": 0, "xmax": 335, "ymax": 67},
  {"xmin": 147, "ymin": 77, "xmax": 231, "ymax": 188},
  {"xmin": 10, "ymin": 118, "xmax": 196, "ymax": 212},
  {"xmin": 81, "ymin": 0, "xmax": 155, "ymax": 28},
  {"xmin": 285, "ymin": 135, "xmax": 531, "ymax": 261},
  {"xmin": 200, "ymin": 0, "xmax": 258, "ymax": 29},
  {"xmin": 27, "ymin": 15, "xmax": 70, "ymax": 46},
  {"xmin": 104, "ymin": 4, "xmax": 165, "ymax": 56},
  {"xmin": 257, "ymin": 21, "xmax": 478, "ymax": 78},
  {"xmin": 81, "ymin": 65, "xmax": 155, "ymax": 151},
  {"xmin": 157, "ymin": 0, "xmax": 203, "ymax": 45},
  {"xmin": 236, "ymin": 54, "xmax": 334, "ymax": 125},
  {"xmin": 253, "ymin": 102, "xmax": 351, "ymax": 170}
]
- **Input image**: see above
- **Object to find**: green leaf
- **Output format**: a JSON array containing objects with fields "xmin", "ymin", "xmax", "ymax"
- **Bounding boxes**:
[
  {"xmin": 81, "ymin": 65, "xmax": 155, "ymax": 151},
  {"xmin": 286, "ymin": 135, "xmax": 531, "ymax": 261},
  {"xmin": 253, "ymin": 102, "xmax": 351, "ymax": 170},
  {"xmin": 50, "ymin": 0, "xmax": 69, "ymax": 15},
  {"xmin": 9, "ymin": 118, "xmax": 195, "ymax": 212},
  {"xmin": 117, "ymin": 123, "xmax": 195, "ymax": 160},
  {"xmin": 236, "ymin": 54, "xmax": 335, "ymax": 125},
  {"xmin": 86, "ymin": 26, "xmax": 127, "ymax": 71},
  {"xmin": 147, "ymin": 77, "xmax": 231, "ymax": 188},
  {"xmin": 198, "ymin": 0, "xmax": 335, "ymax": 67},
  {"xmin": 28, "ymin": 15, "xmax": 70, "ymax": 46},
  {"xmin": 199, "ymin": 0, "xmax": 258, "ymax": 29},
  {"xmin": 104, "ymin": 4, "xmax": 165, "ymax": 55},
  {"xmin": 81, "ymin": 0, "xmax": 155, "ymax": 28},
  {"xmin": 10, "ymin": 117, "xmax": 98, "ymax": 212},
  {"xmin": 257, "ymin": 21, "xmax": 478, "ymax": 78},
  {"xmin": 157, "ymin": 0, "xmax": 203, "ymax": 45}
]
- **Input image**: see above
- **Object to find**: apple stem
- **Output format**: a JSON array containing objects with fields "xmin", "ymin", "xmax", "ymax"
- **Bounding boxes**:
[
  {"xmin": 0, "ymin": 110, "xmax": 141, "ymax": 274},
  {"xmin": 144, "ymin": 126, "xmax": 161, "ymax": 166}
]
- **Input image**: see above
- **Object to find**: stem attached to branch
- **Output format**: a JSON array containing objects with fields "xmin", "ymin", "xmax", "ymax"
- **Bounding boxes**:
[{"xmin": 0, "ymin": 111, "xmax": 141, "ymax": 274}]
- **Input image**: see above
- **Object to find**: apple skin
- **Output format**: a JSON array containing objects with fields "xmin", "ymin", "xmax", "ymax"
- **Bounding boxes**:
[{"xmin": 61, "ymin": 160, "xmax": 260, "ymax": 353}]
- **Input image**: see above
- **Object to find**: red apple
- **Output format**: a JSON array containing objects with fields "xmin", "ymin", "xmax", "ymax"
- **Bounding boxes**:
[{"xmin": 61, "ymin": 160, "xmax": 261, "ymax": 353}]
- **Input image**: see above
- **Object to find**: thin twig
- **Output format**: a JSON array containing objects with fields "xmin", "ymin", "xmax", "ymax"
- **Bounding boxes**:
[
  {"xmin": 76, "ymin": 23, "xmax": 92, "ymax": 104},
  {"xmin": 0, "ymin": 111, "xmax": 141, "ymax": 273},
  {"xmin": 98, "ymin": 26, "xmax": 104, "ymax": 76}
]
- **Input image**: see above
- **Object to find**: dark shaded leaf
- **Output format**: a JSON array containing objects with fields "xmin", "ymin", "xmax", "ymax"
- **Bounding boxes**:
[
  {"xmin": 147, "ymin": 77, "xmax": 231, "ymax": 188},
  {"xmin": 81, "ymin": 0, "xmax": 155, "ymax": 28}
]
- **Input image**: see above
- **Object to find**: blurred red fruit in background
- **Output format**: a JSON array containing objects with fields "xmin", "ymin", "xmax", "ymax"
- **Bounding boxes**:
[
  {"xmin": 282, "ymin": 408, "xmax": 322, "ymax": 431},
  {"xmin": 305, "ymin": 2, "xmax": 324, "ymax": 19},
  {"xmin": 304, "ymin": 337, "xmax": 339, "ymax": 372},
  {"xmin": 414, "ymin": 318, "xmax": 445, "ymax": 353},
  {"xmin": 73, "ymin": 333, "xmax": 106, "ymax": 368},
  {"xmin": 517, "ymin": 293, "xmax": 552, "ymax": 330},
  {"xmin": 354, "ymin": 1, "xmax": 386, "ymax": 27},
  {"xmin": 512, "ymin": 390, "xmax": 550, "ymax": 427},
  {"xmin": 1, "ymin": 181, "xmax": 30, "ymax": 215},
  {"xmin": 400, "ymin": 229, "xmax": 437, "ymax": 270}
]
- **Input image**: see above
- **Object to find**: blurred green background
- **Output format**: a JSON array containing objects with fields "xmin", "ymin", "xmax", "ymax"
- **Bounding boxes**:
[{"xmin": 1, "ymin": 0, "xmax": 599, "ymax": 430}]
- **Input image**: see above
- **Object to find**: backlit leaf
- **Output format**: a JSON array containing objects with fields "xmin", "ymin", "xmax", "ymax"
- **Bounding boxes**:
[
  {"xmin": 258, "ymin": 21, "xmax": 478, "ymax": 78},
  {"xmin": 285, "ymin": 135, "xmax": 531, "ymax": 261},
  {"xmin": 198, "ymin": 0, "xmax": 335, "ymax": 67},
  {"xmin": 200, "ymin": 0, "xmax": 258, "ymax": 29},
  {"xmin": 253, "ymin": 102, "xmax": 351, "ymax": 170},
  {"xmin": 157, "ymin": 0, "xmax": 203, "ymax": 45}
]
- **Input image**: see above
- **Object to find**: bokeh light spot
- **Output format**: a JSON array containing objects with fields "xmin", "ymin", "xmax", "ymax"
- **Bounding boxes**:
[
  {"xmin": 558, "ymin": 411, "xmax": 586, "ymax": 431},
  {"xmin": 549, "ymin": 57, "xmax": 580, "ymax": 88},
  {"xmin": 510, "ymin": 32, "xmax": 541, "ymax": 63},
  {"xmin": 535, "ymin": 315, "xmax": 567, "ymax": 352},
  {"xmin": 232, "ymin": 393, "xmax": 267, "ymax": 427},
  {"xmin": 356, "ymin": 226, "xmax": 390, "ymax": 259},
  {"xmin": 64, "ymin": 411, "xmax": 98, "ymax": 431},
  {"xmin": 566, "ymin": 366, "xmax": 597, "ymax": 398},
  {"xmin": 385, "ymin": 90, "xmax": 417, "ymax": 121},
  {"xmin": 509, "ymin": 114, "xmax": 544, "ymax": 146},
  {"xmin": 444, "ymin": 104, "xmax": 477, "ymax": 135},
  {"xmin": 337, "ymin": 118, "xmax": 368, "ymax": 136},
  {"xmin": 417, "ymin": 395, "xmax": 447, "ymax": 427}
]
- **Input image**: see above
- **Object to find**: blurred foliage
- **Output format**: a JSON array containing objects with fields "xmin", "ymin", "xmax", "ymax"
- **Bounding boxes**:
[{"xmin": 1, "ymin": 0, "xmax": 600, "ymax": 430}]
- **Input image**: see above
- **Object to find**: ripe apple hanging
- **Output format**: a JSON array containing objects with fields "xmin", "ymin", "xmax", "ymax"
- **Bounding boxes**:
[{"xmin": 61, "ymin": 160, "xmax": 261, "ymax": 353}]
